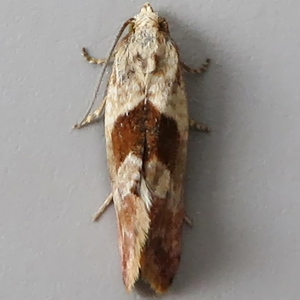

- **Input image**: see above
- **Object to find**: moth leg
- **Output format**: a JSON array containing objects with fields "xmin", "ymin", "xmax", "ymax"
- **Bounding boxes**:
[
  {"xmin": 74, "ymin": 98, "xmax": 106, "ymax": 129},
  {"xmin": 82, "ymin": 47, "xmax": 114, "ymax": 65},
  {"xmin": 93, "ymin": 193, "xmax": 113, "ymax": 222},
  {"xmin": 181, "ymin": 58, "xmax": 211, "ymax": 74},
  {"xmin": 184, "ymin": 215, "xmax": 193, "ymax": 227},
  {"xmin": 189, "ymin": 119, "xmax": 211, "ymax": 132}
]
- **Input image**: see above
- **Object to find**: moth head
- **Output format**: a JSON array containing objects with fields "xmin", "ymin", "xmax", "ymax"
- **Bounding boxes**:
[
  {"xmin": 135, "ymin": 3, "xmax": 158, "ymax": 23},
  {"xmin": 140, "ymin": 2, "xmax": 154, "ymax": 14},
  {"xmin": 133, "ymin": 3, "xmax": 170, "ymax": 34}
]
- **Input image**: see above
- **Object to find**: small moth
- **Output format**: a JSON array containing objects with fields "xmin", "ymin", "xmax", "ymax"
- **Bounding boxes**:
[{"xmin": 75, "ymin": 2, "xmax": 210, "ymax": 294}]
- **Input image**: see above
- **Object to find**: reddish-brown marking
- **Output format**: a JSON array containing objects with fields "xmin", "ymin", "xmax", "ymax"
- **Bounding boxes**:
[
  {"xmin": 118, "ymin": 195, "xmax": 137, "ymax": 274},
  {"xmin": 145, "ymin": 103, "xmax": 180, "ymax": 172},
  {"xmin": 111, "ymin": 102, "xmax": 146, "ymax": 170},
  {"xmin": 111, "ymin": 97, "xmax": 183, "ymax": 293},
  {"xmin": 140, "ymin": 197, "xmax": 185, "ymax": 293},
  {"xmin": 111, "ymin": 101, "xmax": 180, "ymax": 172},
  {"xmin": 117, "ymin": 194, "xmax": 150, "ymax": 291}
]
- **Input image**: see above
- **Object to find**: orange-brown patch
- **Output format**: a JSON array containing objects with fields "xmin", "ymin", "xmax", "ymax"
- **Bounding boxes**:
[
  {"xmin": 117, "ymin": 193, "xmax": 150, "ymax": 291},
  {"xmin": 140, "ymin": 197, "xmax": 185, "ymax": 293},
  {"xmin": 111, "ymin": 101, "xmax": 180, "ymax": 172},
  {"xmin": 111, "ymin": 102, "xmax": 146, "ymax": 170},
  {"xmin": 145, "ymin": 103, "xmax": 181, "ymax": 172},
  {"xmin": 111, "ymin": 100, "xmax": 183, "ymax": 292}
]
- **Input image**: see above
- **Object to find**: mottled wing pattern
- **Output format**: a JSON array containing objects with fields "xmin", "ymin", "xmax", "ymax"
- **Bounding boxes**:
[
  {"xmin": 139, "ymin": 42, "xmax": 189, "ymax": 293},
  {"xmin": 104, "ymin": 36, "xmax": 151, "ymax": 291},
  {"xmin": 104, "ymin": 4, "xmax": 189, "ymax": 293}
]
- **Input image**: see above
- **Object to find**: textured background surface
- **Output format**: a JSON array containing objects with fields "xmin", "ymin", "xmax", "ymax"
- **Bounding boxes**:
[{"xmin": 1, "ymin": 0, "xmax": 300, "ymax": 299}]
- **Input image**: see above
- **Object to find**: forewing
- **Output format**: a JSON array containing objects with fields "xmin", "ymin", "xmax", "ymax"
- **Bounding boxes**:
[{"xmin": 139, "ymin": 42, "xmax": 189, "ymax": 292}]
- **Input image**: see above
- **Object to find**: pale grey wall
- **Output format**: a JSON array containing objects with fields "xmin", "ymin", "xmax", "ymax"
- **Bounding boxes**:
[{"xmin": 1, "ymin": 0, "xmax": 300, "ymax": 299}]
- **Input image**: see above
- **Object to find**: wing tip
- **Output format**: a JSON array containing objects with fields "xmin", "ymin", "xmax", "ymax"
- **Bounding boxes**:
[
  {"xmin": 122, "ymin": 250, "xmax": 176, "ymax": 294},
  {"xmin": 141, "ymin": 267, "xmax": 175, "ymax": 294},
  {"xmin": 124, "ymin": 273, "xmax": 173, "ymax": 294}
]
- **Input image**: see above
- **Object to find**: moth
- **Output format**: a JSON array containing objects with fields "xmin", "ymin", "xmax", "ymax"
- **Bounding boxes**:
[{"xmin": 75, "ymin": 2, "xmax": 210, "ymax": 294}]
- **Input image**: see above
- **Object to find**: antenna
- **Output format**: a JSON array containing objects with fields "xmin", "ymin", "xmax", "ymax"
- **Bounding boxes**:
[{"xmin": 75, "ymin": 18, "xmax": 134, "ymax": 128}]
